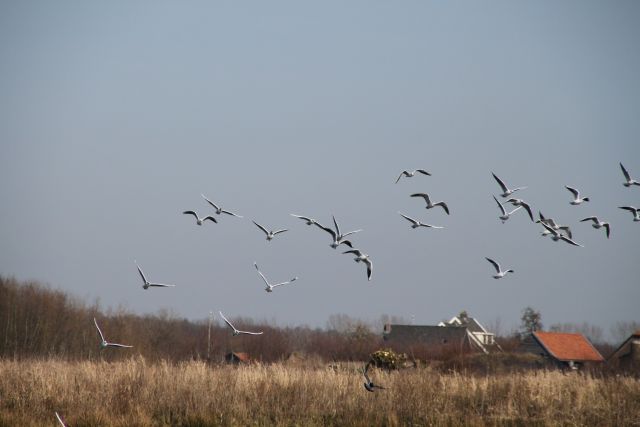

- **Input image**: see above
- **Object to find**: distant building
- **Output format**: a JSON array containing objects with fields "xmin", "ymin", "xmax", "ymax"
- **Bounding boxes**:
[
  {"xmin": 383, "ymin": 313, "xmax": 501, "ymax": 354},
  {"xmin": 225, "ymin": 352, "xmax": 250, "ymax": 364},
  {"xmin": 608, "ymin": 330, "xmax": 640, "ymax": 370},
  {"xmin": 519, "ymin": 331, "xmax": 604, "ymax": 369}
]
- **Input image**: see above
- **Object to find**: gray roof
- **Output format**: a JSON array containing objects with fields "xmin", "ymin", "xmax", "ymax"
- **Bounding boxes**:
[{"xmin": 383, "ymin": 324, "xmax": 469, "ymax": 346}]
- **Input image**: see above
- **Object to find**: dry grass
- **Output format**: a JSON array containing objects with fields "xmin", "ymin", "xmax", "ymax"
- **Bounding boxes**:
[{"xmin": 1, "ymin": 358, "xmax": 639, "ymax": 426}]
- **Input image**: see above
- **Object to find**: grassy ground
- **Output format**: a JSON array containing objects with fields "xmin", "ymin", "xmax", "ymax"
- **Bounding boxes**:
[{"xmin": 1, "ymin": 358, "xmax": 639, "ymax": 426}]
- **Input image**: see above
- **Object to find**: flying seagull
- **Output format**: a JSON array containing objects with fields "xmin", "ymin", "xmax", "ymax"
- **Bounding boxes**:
[
  {"xmin": 363, "ymin": 362, "xmax": 385, "ymax": 392},
  {"xmin": 135, "ymin": 261, "xmax": 175, "ymax": 289},
  {"xmin": 398, "ymin": 212, "xmax": 444, "ymax": 229},
  {"xmin": 219, "ymin": 311, "xmax": 263, "ymax": 336},
  {"xmin": 620, "ymin": 163, "xmax": 640, "ymax": 187},
  {"xmin": 395, "ymin": 169, "xmax": 431, "ymax": 184},
  {"xmin": 252, "ymin": 221, "xmax": 288, "ymax": 241},
  {"xmin": 343, "ymin": 249, "xmax": 372, "ymax": 281},
  {"xmin": 504, "ymin": 198, "xmax": 534, "ymax": 222},
  {"xmin": 201, "ymin": 194, "xmax": 243, "ymax": 217},
  {"xmin": 565, "ymin": 186, "xmax": 590, "ymax": 205},
  {"xmin": 492, "ymin": 172, "xmax": 527, "ymax": 198},
  {"xmin": 93, "ymin": 318, "xmax": 132, "ymax": 349},
  {"xmin": 485, "ymin": 257, "xmax": 514, "ymax": 279},
  {"xmin": 536, "ymin": 212, "xmax": 572, "ymax": 239},
  {"xmin": 580, "ymin": 217, "xmax": 611, "ymax": 239},
  {"xmin": 254, "ymin": 262, "xmax": 298, "ymax": 293},
  {"xmin": 290, "ymin": 214, "xmax": 318, "ymax": 225},
  {"xmin": 183, "ymin": 210, "xmax": 217, "ymax": 225},
  {"xmin": 315, "ymin": 216, "xmax": 361, "ymax": 248},
  {"xmin": 540, "ymin": 222, "xmax": 583, "ymax": 247},
  {"xmin": 494, "ymin": 195, "xmax": 521, "ymax": 223},
  {"xmin": 410, "ymin": 193, "xmax": 450, "ymax": 215},
  {"xmin": 619, "ymin": 206, "xmax": 640, "ymax": 221},
  {"xmin": 55, "ymin": 412, "xmax": 67, "ymax": 427}
]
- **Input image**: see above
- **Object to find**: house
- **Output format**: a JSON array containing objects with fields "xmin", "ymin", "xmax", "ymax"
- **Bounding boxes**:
[
  {"xmin": 519, "ymin": 331, "xmax": 604, "ymax": 369},
  {"xmin": 383, "ymin": 313, "xmax": 501, "ymax": 354},
  {"xmin": 607, "ymin": 330, "xmax": 640, "ymax": 370},
  {"xmin": 225, "ymin": 351, "xmax": 250, "ymax": 364}
]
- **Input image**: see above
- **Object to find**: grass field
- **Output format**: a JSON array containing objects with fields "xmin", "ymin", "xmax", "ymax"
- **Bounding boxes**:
[{"xmin": 1, "ymin": 358, "xmax": 639, "ymax": 426}]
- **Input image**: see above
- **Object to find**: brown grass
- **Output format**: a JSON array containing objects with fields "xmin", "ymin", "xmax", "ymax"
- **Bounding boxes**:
[{"xmin": 1, "ymin": 358, "xmax": 639, "ymax": 426}]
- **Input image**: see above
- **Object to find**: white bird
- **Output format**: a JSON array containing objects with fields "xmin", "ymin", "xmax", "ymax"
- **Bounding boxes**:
[
  {"xmin": 55, "ymin": 412, "xmax": 67, "ymax": 427},
  {"xmin": 93, "ymin": 318, "xmax": 133, "ymax": 349},
  {"xmin": 201, "ymin": 194, "xmax": 243, "ymax": 217},
  {"xmin": 536, "ymin": 212, "xmax": 573, "ymax": 239},
  {"xmin": 540, "ymin": 222, "xmax": 583, "ymax": 247},
  {"xmin": 485, "ymin": 257, "xmax": 514, "ymax": 279},
  {"xmin": 183, "ymin": 210, "xmax": 217, "ymax": 225},
  {"xmin": 398, "ymin": 212, "xmax": 444, "ymax": 229},
  {"xmin": 494, "ymin": 195, "xmax": 522, "ymax": 223},
  {"xmin": 343, "ymin": 249, "xmax": 372, "ymax": 281},
  {"xmin": 290, "ymin": 214, "xmax": 318, "ymax": 225},
  {"xmin": 219, "ymin": 311, "xmax": 263, "ymax": 336},
  {"xmin": 492, "ymin": 172, "xmax": 527, "ymax": 197},
  {"xmin": 254, "ymin": 262, "xmax": 298, "ymax": 293},
  {"xmin": 620, "ymin": 163, "xmax": 640, "ymax": 187},
  {"xmin": 565, "ymin": 186, "xmax": 590, "ymax": 205},
  {"xmin": 252, "ymin": 221, "xmax": 288, "ymax": 241},
  {"xmin": 363, "ymin": 362, "xmax": 385, "ymax": 392},
  {"xmin": 580, "ymin": 217, "xmax": 611, "ymax": 238},
  {"xmin": 504, "ymin": 198, "xmax": 534, "ymax": 222},
  {"xmin": 619, "ymin": 206, "xmax": 640, "ymax": 221},
  {"xmin": 410, "ymin": 193, "xmax": 450, "ymax": 215},
  {"xmin": 315, "ymin": 216, "xmax": 361, "ymax": 248},
  {"xmin": 135, "ymin": 261, "xmax": 175, "ymax": 289},
  {"xmin": 395, "ymin": 169, "xmax": 431, "ymax": 183}
]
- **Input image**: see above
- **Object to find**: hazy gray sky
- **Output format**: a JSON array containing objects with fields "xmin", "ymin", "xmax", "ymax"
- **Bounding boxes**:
[{"xmin": 1, "ymin": 1, "xmax": 638, "ymax": 336}]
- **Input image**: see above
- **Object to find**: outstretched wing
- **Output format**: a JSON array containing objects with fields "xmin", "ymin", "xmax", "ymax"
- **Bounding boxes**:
[
  {"xmin": 341, "ymin": 229, "xmax": 362, "ymax": 238},
  {"xmin": 273, "ymin": 229, "xmax": 288, "ymax": 235},
  {"xmin": 201, "ymin": 194, "xmax": 220, "ymax": 211},
  {"xmin": 237, "ymin": 330, "xmax": 264, "ymax": 336},
  {"xmin": 135, "ymin": 261, "xmax": 148, "ymax": 285},
  {"xmin": 620, "ymin": 162, "xmax": 631, "ymax": 181},
  {"xmin": 252, "ymin": 221, "xmax": 269, "ymax": 235},
  {"xmin": 416, "ymin": 169, "xmax": 431, "ymax": 176},
  {"xmin": 398, "ymin": 212, "xmax": 418, "ymax": 225},
  {"xmin": 395, "ymin": 171, "xmax": 409, "ymax": 183},
  {"xmin": 183, "ymin": 210, "xmax": 199, "ymax": 219},
  {"xmin": 148, "ymin": 283, "xmax": 175, "ymax": 288},
  {"xmin": 580, "ymin": 217, "xmax": 597, "ymax": 223},
  {"xmin": 272, "ymin": 277, "xmax": 298, "ymax": 288},
  {"xmin": 560, "ymin": 236, "xmax": 583, "ymax": 247},
  {"xmin": 493, "ymin": 195, "xmax": 506, "ymax": 215},
  {"xmin": 332, "ymin": 215, "xmax": 341, "ymax": 237},
  {"xmin": 492, "ymin": 172, "xmax": 508, "ymax": 193},
  {"xmin": 410, "ymin": 193, "xmax": 431, "ymax": 206},
  {"xmin": 343, "ymin": 249, "xmax": 362, "ymax": 256},
  {"xmin": 520, "ymin": 202, "xmax": 534, "ymax": 222},
  {"xmin": 218, "ymin": 311, "xmax": 237, "ymax": 333},
  {"xmin": 540, "ymin": 222, "xmax": 558, "ymax": 236},
  {"xmin": 203, "ymin": 216, "xmax": 218, "ymax": 223},
  {"xmin": 313, "ymin": 222, "xmax": 336, "ymax": 238},
  {"xmin": 364, "ymin": 258, "xmax": 373, "ymax": 281},
  {"xmin": 565, "ymin": 186, "xmax": 579, "ymax": 198},
  {"xmin": 339, "ymin": 240, "xmax": 353, "ymax": 248},
  {"xmin": 93, "ymin": 318, "xmax": 106, "ymax": 342},
  {"xmin": 221, "ymin": 209, "xmax": 243, "ymax": 218},
  {"xmin": 106, "ymin": 342, "xmax": 133, "ymax": 348},
  {"xmin": 55, "ymin": 412, "xmax": 67, "ymax": 427},
  {"xmin": 435, "ymin": 201, "xmax": 450, "ymax": 215},
  {"xmin": 254, "ymin": 263, "xmax": 270, "ymax": 286},
  {"xmin": 485, "ymin": 257, "xmax": 501, "ymax": 273}
]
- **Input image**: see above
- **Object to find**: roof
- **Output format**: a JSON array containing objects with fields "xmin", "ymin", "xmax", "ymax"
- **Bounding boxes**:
[
  {"xmin": 384, "ymin": 324, "xmax": 469, "ymax": 346},
  {"xmin": 533, "ymin": 331, "xmax": 604, "ymax": 362},
  {"xmin": 225, "ymin": 352, "xmax": 250, "ymax": 362},
  {"xmin": 608, "ymin": 330, "xmax": 640, "ymax": 361}
]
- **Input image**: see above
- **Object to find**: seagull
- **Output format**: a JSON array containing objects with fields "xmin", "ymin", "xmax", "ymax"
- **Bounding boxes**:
[
  {"xmin": 580, "ymin": 217, "xmax": 611, "ymax": 238},
  {"xmin": 254, "ymin": 262, "xmax": 298, "ymax": 293},
  {"xmin": 290, "ymin": 214, "xmax": 318, "ymax": 225},
  {"xmin": 93, "ymin": 318, "xmax": 132, "ymax": 349},
  {"xmin": 201, "ymin": 194, "xmax": 243, "ymax": 217},
  {"xmin": 398, "ymin": 212, "xmax": 444, "ymax": 229},
  {"xmin": 55, "ymin": 412, "xmax": 67, "ymax": 427},
  {"xmin": 363, "ymin": 362, "xmax": 385, "ymax": 392},
  {"xmin": 504, "ymin": 198, "xmax": 534, "ymax": 222},
  {"xmin": 540, "ymin": 222, "xmax": 583, "ymax": 247},
  {"xmin": 492, "ymin": 172, "xmax": 527, "ymax": 198},
  {"xmin": 619, "ymin": 206, "xmax": 640, "ymax": 221},
  {"xmin": 536, "ymin": 212, "xmax": 573, "ymax": 239},
  {"xmin": 219, "ymin": 311, "xmax": 263, "ymax": 336},
  {"xmin": 410, "ymin": 193, "xmax": 450, "ymax": 215},
  {"xmin": 343, "ymin": 249, "xmax": 372, "ymax": 281},
  {"xmin": 252, "ymin": 221, "xmax": 288, "ymax": 241},
  {"xmin": 485, "ymin": 257, "xmax": 514, "ymax": 279},
  {"xmin": 135, "ymin": 261, "xmax": 175, "ymax": 289},
  {"xmin": 315, "ymin": 216, "xmax": 361, "ymax": 248},
  {"xmin": 395, "ymin": 169, "xmax": 431, "ymax": 184},
  {"xmin": 494, "ymin": 195, "xmax": 522, "ymax": 223},
  {"xmin": 183, "ymin": 210, "xmax": 217, "ymax": 225},
  {"xmin": 565, "ymin": 186, "xmax": 590, "ymax": 205},
  {"xmin": 620, "ymin": 163, "xmax": 640, "ymax": 187}
]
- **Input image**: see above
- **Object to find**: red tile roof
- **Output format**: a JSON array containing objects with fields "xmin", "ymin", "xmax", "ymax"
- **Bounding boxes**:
[{"xmin": 533, "ymin": 331, "xmax": 604, "ymax": 362}]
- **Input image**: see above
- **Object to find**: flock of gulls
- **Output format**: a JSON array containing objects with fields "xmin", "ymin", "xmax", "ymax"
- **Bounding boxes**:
[{"xmin": 53, "ymin": 162, "xmax": 638, "ymax": 424}]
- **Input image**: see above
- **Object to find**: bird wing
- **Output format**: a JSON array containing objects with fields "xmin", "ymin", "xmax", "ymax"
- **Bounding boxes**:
[
  {"xmin": 603, "ymin": 223, "xmax": 610, "ymax": 238},
  {"xmin": 620, "ymin": 163, "xmax": 631, "ymax": 181},
  {"xmin": 273, "ymin": 229, "xmax": 288, "ymax": 235},
  {"xmin": 492, "ymin": 172, "xmax": 508, "ymax": 193},
  {"xmin": 619, "ymin": 206, "xmax": 637, "ymax": 213},
  {"xmin": 254, "ymin": 263, "xmax": 270, "ymax": 286},
  {"xmin": 221, "ymin": 209, "xmax": 243, "ymax": 218},
  {"xmin": 201, "ymin": 194, "xmax": 220, "ymax": 210},
  {"xmin": 434, "ymin": 201, "xmax": 449, "ymax": 215},
  {"xmin": 313, "ymin": 222, "xmax": 336, "ymax": 238},
  {"xmin": 540, "ymin": 222, "xmax": 559, "ymax": 236},
  {"xmin": 416, "ymin": 169, "xmax": 431, "ymax": 176},
  {"xmin": 420, "ymin": 223, "xmax": 443, "ymax": 228},
  {"xmin": 485, "ymin": 257, "xmax": 501, "ymax": 273},
  {"xmin": 558, "ymin": 226, "xmax": 572, "ymax": 239},
  {"xmin": 339, "ymin": 240, "xmax": 353, "ymax": 248},
  {"xmin": 364, "ymin": 258, "xmax": 372, "ymax": 281},
  {"xmin": 493, "ymin": 195, "xmax": 506, "ymax": 215},
  {"xmin": 507, "ymin": 206, "xmax": 522, "ymax": 215},
  {"xmin": 565, "ymin": 186, "xmax": 579, "ymax": 198},
  {"xmin": 398, "ymin": 212, "xmax": 418, "ymax": 225},
  {"xmin": 135, "ymin": 261, "xmax": 148, "ymax": 285},
  {"xmin": 395, "ymin": 171, "xmax": 409, "ymax": 183},
  {"xmin": 332, "ymin": 216, "xmax": 341, "ymax": 237},
  {"xmin": 520, "ymin": 202, "xmax": 534, "ymax": 222},
  {"xmin": 237, "ymin": 330, "xmax": 263, "ymax": 335},
  {"xmin": 580, "ymin": 217, "xmax": 597, "ymax": 223},
  {"xmin": 560, "ymin": 236, "xmax": 583, "ymax": 247},
  {"xmin": 203, "ymin": 216, "xmax": 217, "ymax": 223},
  {"xmin": 148, "ymin": 283, "xmax": 175, "ymax": 287},
  {"xmin": 183, "ymin": 210, "xmax": 199, "ymax": 219},
  {"xmin": 272, "ymin": 277, "xmax": 298, "ymax": 288},
  {"xmin": 218, "ymin": 311, "xmax": 238, "ymax": 333},
  {"xmin": 341, "ymin": 229, "xmax": 362, "ymax": 238},
  {"xmin": 55, "ymin": 412, "xmax": 67, "ymax": 427},
  {"xmin": 93, "ymin": 318, "xmax": 106, "ymax": 342},
  {"xmin": 106, "ymin": 342, "xmax": 133, "ymax": 348},
  {"xmin": 290, "ymin": 214, "xmax": 311, "ymax": 222},
  {"xmin": 252, "ymin": 221, "xmax": 269, "ymax": 235},
  {"xmin": 343, "ymin": 249, "xmax": 362, "ymax": 256},
  {"xmin": 410, "ymin": 193, "xmax": 431, "ymax": 206}
]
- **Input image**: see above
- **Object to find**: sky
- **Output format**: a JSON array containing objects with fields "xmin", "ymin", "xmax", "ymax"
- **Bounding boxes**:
[{"xmin": 1, "ymin": 1, "xmax": 639, "ymax": 337}]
